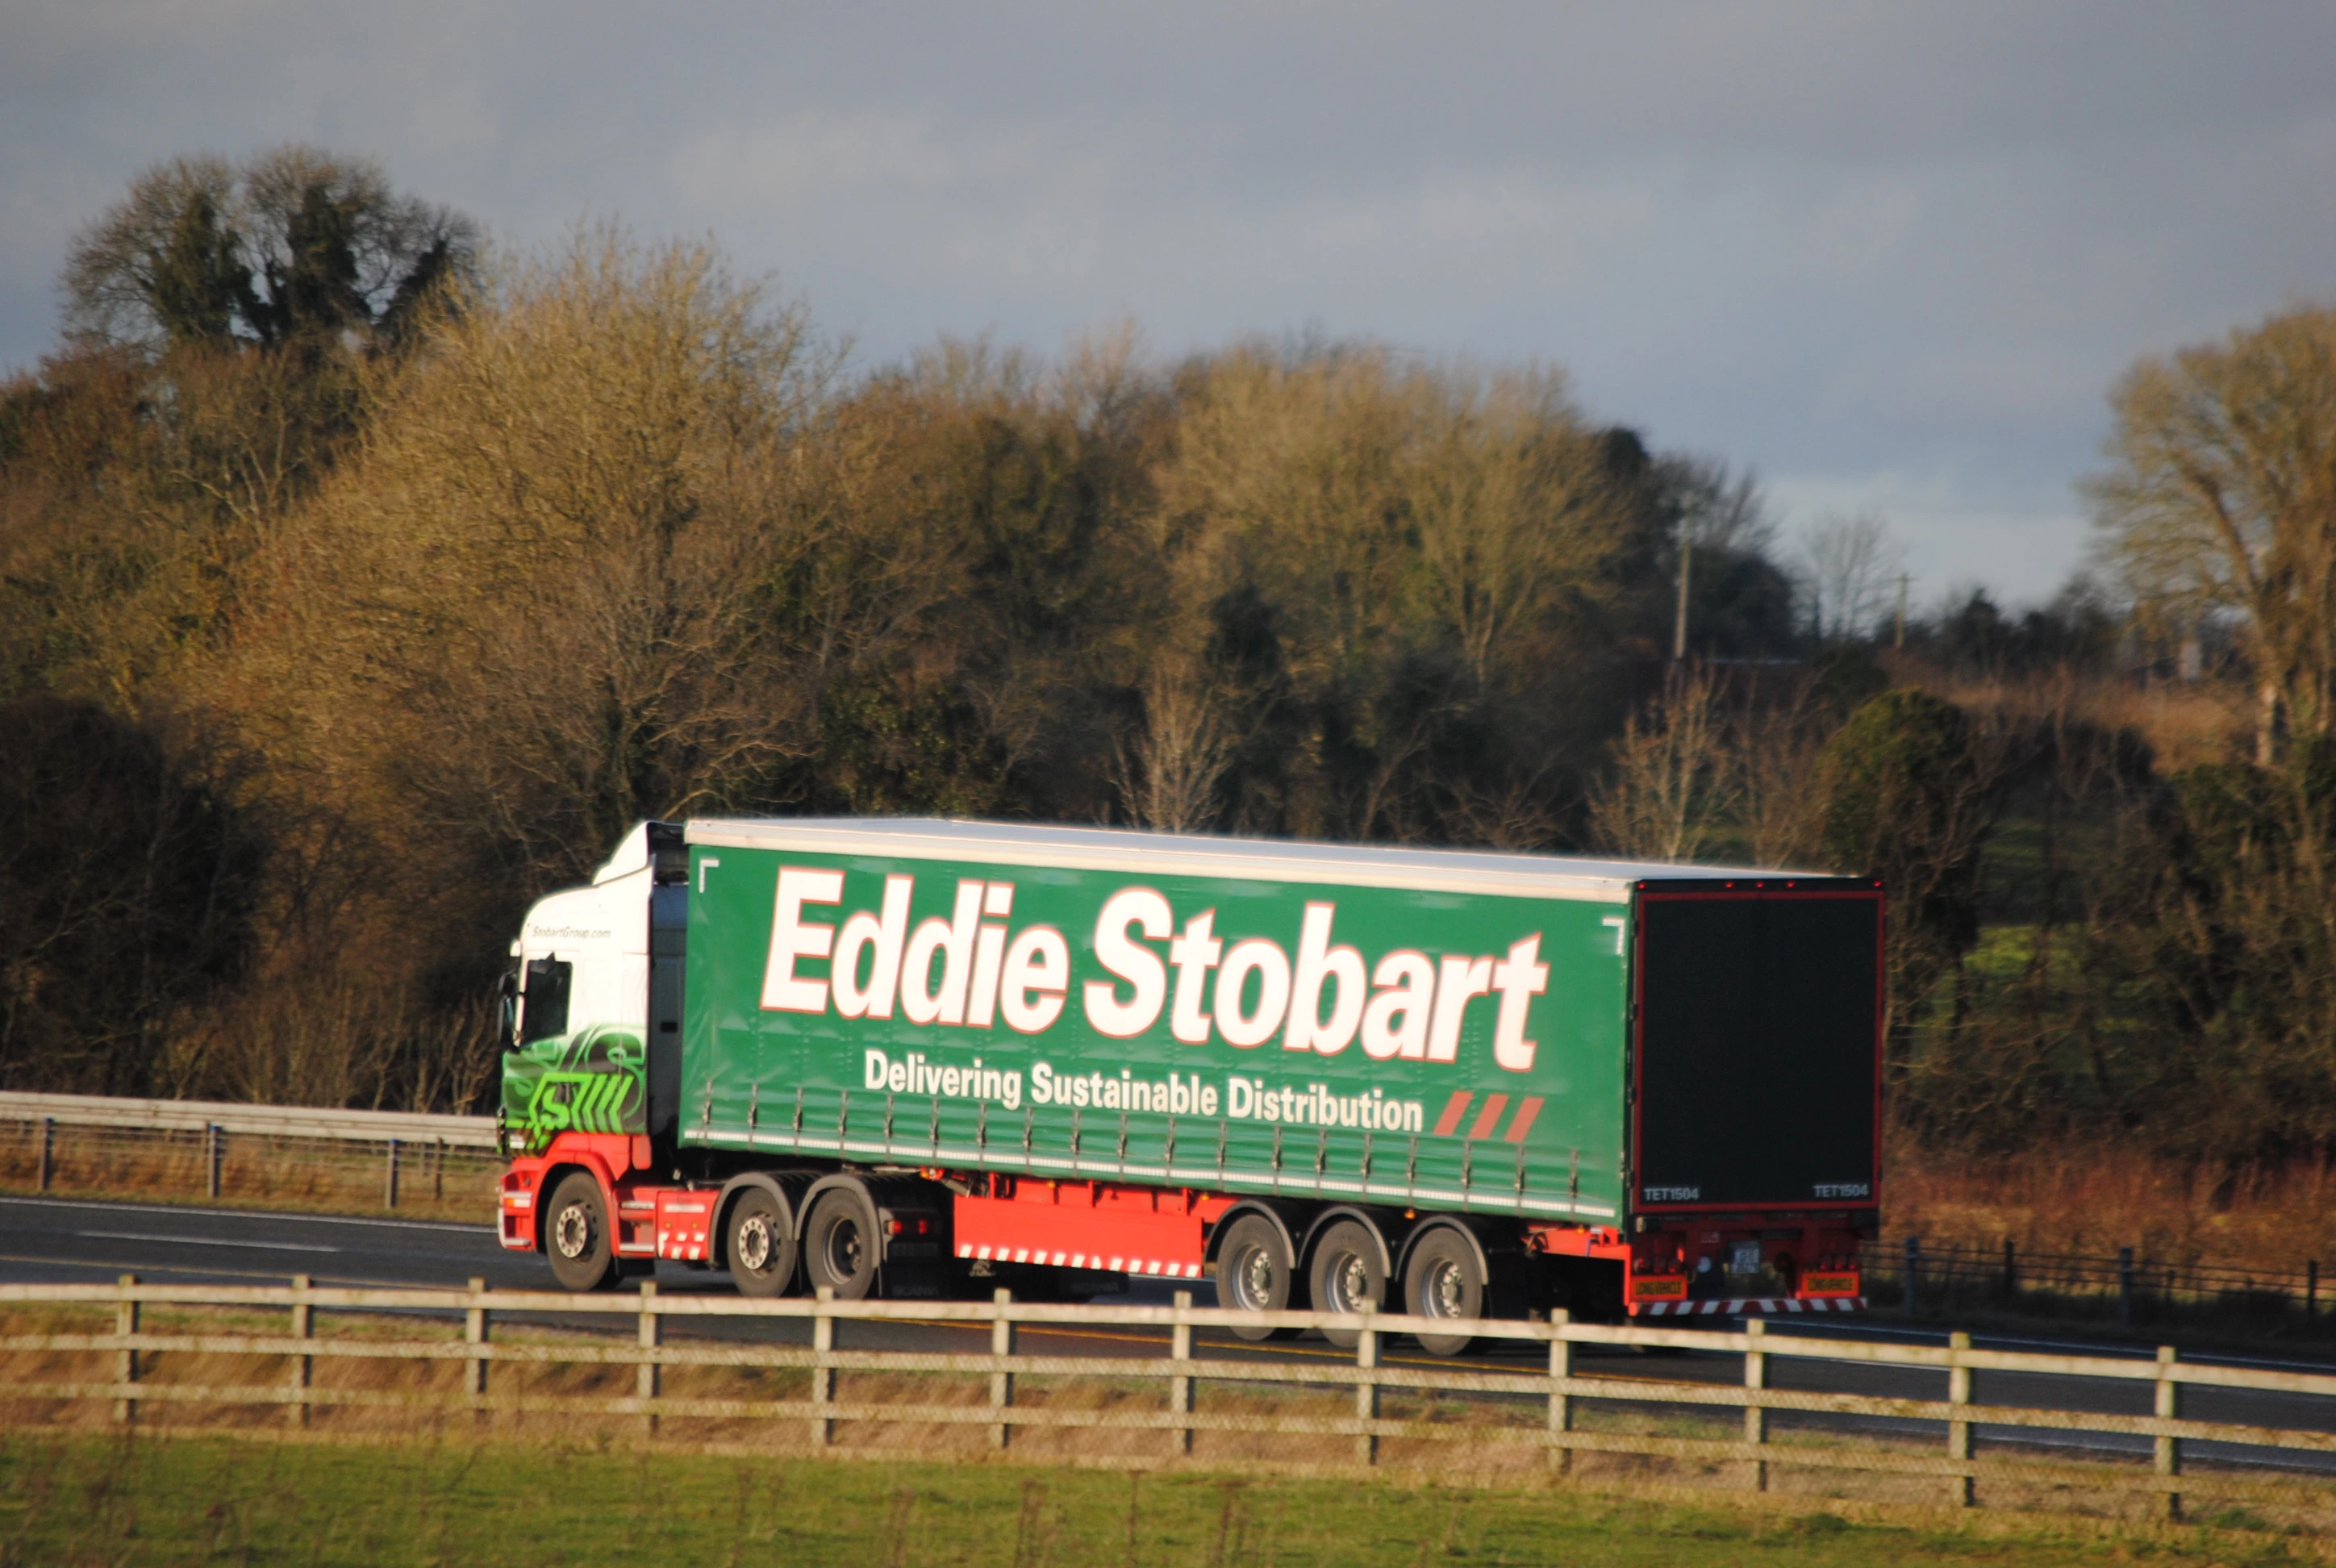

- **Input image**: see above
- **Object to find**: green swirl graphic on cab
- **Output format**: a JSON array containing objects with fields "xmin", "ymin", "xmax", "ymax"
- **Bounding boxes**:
[{"xmin": 502, "ymin": 1024, "xmax": 647, "ymax": 1153}]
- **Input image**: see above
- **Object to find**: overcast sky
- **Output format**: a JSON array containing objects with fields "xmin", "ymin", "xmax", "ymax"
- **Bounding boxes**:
[{"xmin": 7, "ymin": 2, "xmax": 2334, "ymax": 605}]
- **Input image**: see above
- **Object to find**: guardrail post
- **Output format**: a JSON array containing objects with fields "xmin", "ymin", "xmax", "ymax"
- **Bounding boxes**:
[
  {"xmin": 205, "ymin": 1122, "xmax": 222, "ymax": 1199},
  {"xmin": 811, "ymin": 1286, "xmax": 835, "ymax": 1448},
  {"xmin": 1354, "ymin": 1306, "xmax": 1379, "ymax": 1467},
  {"xmin": 2309, "ymin": 1259, "xmax": 2318, "ymax": 1322},
  {"xmin": 383, "ymin": 1138, "xmax": 400, "ymax": 1210},
  {"xmin": 1946, "ymin": 1329, "xmax": 1974, "ymax": 1507},
  {"xmin": 288, "ymin": 1273, "xmax": 313, "ymax": 1428},
  {"xmin": 465, "ymin": 1277, "xmax": 490, "ymax": 1426},
  {"xmin": 989, "ymin": 1287, "xmax": 1014, "ymax": 1450},
  {"xmin": 2155, "ymin": 1345, "xmax": 2181, "ymax": 1520},
  {"xmin": 2118, "ymin": 1247, "xmax": 2135, "ymax": 1327},
  {"xmin": 114, "ymin": 1273, "xmax": 139, "ymax": 1424},
  {"xmin": 2001, "ymin": 1237, "xmax": 2016, "ymax": 1302},
  {"xmin": 38, "ymin": 1116, "xmax": 53, "ymax": 1191},
  {"xmin": 637, "ymin": 1279, "xmax": 661, "ymax": 1437},
  {"xmin": 1742, "ymin": 1316, "xmax": 1768, "ymax": 1492},
  {"xmin": 1903, "ymin": 1236, "xmax": 1920, "ymax": 1314},
  {"xmin": 1546, "ymin": 1308, "xmax": 1573, "ymax": 1477},
  {"xmin": 1169, "ymin": 1290, "xmax": 1193, "ymax": 1456}
]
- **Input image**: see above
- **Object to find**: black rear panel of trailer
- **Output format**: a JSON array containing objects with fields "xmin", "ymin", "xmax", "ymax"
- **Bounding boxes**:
[{"xmin": 1631, "ymin": 887, "xmax": 1882, "ymax": 1212}]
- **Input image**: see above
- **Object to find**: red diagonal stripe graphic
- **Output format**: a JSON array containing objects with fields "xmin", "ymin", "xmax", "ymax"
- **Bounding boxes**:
[
  {"xmin": 1467, "ymin": 1094, "xmax": 1510, "ymax": 1141},
  {"xmin": 1504, "ymin": 1097, "xmax": 1544, "ymax": 1143},
  {"xmin": 1431, "ymin": 1091, "xmax": 1473, "ymax": 1138}
]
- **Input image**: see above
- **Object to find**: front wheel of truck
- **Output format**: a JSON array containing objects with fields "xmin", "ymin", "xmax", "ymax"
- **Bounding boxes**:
[{"xmin": 544, "ymin": 1171, "xmax": 618, "ymax": 1291}]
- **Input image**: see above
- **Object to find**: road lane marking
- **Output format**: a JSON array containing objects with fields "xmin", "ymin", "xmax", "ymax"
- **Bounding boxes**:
[{"xmin": 76, "ymin": 1230, "xmax": 340, "ymax": 1253}]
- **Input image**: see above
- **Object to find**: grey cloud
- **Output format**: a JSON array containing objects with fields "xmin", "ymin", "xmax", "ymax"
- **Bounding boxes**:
[{"xmin": 6, "ymin": 1, "xmax": 2334, "ymax": 601}]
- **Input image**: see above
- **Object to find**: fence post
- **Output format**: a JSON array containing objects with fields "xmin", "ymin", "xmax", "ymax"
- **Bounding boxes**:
[
  {"xmin": 1946, "ymin": 1329, "xmax": 1974, "ymax": 1507},
  {"xmin": 637, "ymin": 1279, "xmax": 661, "ymax": 1437},
  {"xmin": 2155, "ymin": 1345, "xmax": 2182, "ymax": 1521},
  {"xmin": 383, "ymin": 1139, "xmax": 400, "ymax": 1210},
  {"xmin": 2001, "ymin": 1237, "xmax": 2017, "ymax": 1303},
  {"xmin": 2309, "ymin": 1260, "xmax": 2319, "ymax": 1322},
  {"xmin": 2118, "ymin": 1247, "xmax": 2135, "ymax": 1328},
  {"xmin": 434, "ymin": 1139, "xmax": 446, "ymax": 1203},
  {"xmin": 1903, "ymin": 1236, "xmax": 1920, "ymax": 1315},
  {"xmin": 1742, "ymin": 1316, "xmax": 1768, "ymax": 1492},
  {"xmin": 1169, "ymin": 1290, "xmax": 1194, "ymax": 1457},
  {"xmin": 810, "ymin": 1286, "xmax": 836, "ymax": 1448},
  {"xmin": 38, "ymin": 1116, "xmax": 53, "ymax": 1191},
  {"xmin": 205, "ymin": 1123, "xmax": 222, "ymax": 1199},
  {"xmin": 288, "ymin": 1273, "xmax": 313, "ymax": 1428},
  {"xmin": 1547, "ymin": 1308, "xmax": 1573, "ymax": 1477},
  {"xmin": 465, "ymin": 1277, "xmax": 490, "ymax": 1427},
  {"xmin": 988, "ymin": 1287, "xmax": 1014, "ymax": 1450},
  {"xmin": 114, "ymin": 1272, "xmax": 139, "ymax": 1424},
  {"xmin": 1354, "ymin": 1306, "xmax": 1379, "ymax": 1467}
]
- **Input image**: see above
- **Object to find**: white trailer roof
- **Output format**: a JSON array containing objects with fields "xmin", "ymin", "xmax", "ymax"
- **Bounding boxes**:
[{"xmin": 683, "ymin": 816, "xmax": 1827, "ymax": 903}]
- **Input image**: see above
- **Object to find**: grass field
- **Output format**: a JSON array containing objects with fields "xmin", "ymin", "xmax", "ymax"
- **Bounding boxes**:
[{"xmin": 0, "ymin": 1433, "xmax": 2315, "ymax": 1568}]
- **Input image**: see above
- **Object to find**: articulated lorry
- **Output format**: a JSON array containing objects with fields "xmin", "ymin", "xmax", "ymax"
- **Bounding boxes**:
[{"xmin": 496, "ymin": 819, "xmax": 1880, "ymax": 1349}]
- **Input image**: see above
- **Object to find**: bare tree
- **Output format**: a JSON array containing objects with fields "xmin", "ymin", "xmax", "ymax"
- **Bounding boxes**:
[
  {"xmin": 2088, "ymin": 304, "xmax": 2336, "ymax": 763},
  {"xmin": 1798, "ymin": 511, "xmax": 1902, "ymax": 642},
  {"xmin": 1586, "ymin": 665, "xmax": 1741, "ymax": 862},
  {"xmin": 1112, "ymin": 650, "xmax": 1235, "ymax": 831}
]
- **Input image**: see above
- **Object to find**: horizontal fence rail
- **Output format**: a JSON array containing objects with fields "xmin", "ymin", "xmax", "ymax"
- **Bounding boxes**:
[
  {"xmin": 2, "ymin": 1091, "xmax": 498, "ymax": 1219},
  {"xmin": 8, "ymin": 1281, "xmax": 2336, "ymax": 1527}
]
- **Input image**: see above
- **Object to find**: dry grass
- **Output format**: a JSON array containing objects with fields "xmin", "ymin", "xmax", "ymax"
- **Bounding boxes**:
[
  {"xmin": 0, "ymin": 1120, "xmax": 496, "ymax": 1224},
  {"xmin": 1899, "ymin": 663, "xmax": 2253, "ymax": 774},
  {"xmin": 1889, "ymin": 1132, "xmax": 2336, "ymax": 1271}
]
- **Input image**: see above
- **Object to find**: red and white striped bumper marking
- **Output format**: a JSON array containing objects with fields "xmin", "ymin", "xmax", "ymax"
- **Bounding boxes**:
[
  {"xmin": 958, "ymin": 1243, "xmax": 1202, "ymax": 1279},
  {"xmin": 1637, "ymin": 1296, "xmax": 1867, "ymax": 1316}
]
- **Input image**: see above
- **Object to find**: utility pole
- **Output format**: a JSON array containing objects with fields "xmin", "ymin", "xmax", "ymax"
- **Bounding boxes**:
[
  {"xmin": 1672, "ymin": 533, "xmax": 1692, "ymax": 661},
  {"xmin": 1895, "ymin": 573, "xmax": 1910, "ymax": 651}
]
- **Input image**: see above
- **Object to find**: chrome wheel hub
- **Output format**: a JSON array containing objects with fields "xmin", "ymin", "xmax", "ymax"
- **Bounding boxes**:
[
  {"xmin": 553, "ymin": 1203, "xmax": 592, "ymax": 1261},
  {"xmin": 737, "ymin": 1215, "xmax": 774, "ymax": 1272},
  {"xmin": 1425, "ymin": 1260, "xmax": 1464, "ymax": 1316}
]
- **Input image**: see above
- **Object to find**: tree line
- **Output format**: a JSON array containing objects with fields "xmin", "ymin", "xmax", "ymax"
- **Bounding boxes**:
[{"xmin": 3, "ymin": 148, "xmax": 2333, "ymax": 1177}]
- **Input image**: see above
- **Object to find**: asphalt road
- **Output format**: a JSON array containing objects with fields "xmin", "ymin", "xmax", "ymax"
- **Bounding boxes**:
[{"xmin": 7, "ymin": 1194, "xmax": 2336, "ymax": 1476}]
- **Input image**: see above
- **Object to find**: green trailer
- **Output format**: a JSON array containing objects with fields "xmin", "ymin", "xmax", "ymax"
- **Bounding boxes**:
[{"xmin": 498, "ymin": 819, "xmax": 1881, "ymax": 1347}]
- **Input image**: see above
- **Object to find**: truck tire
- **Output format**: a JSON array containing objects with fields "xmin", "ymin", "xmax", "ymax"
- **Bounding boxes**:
[
  {"xmin": 544, "ymin": 1171, "xmax": 619, "ymax": 1291},
  {"xmin": 1308, "ymin": 1220, "xmax": 1387, "ymax": 1349},
  {"xmin": 727, "ymin": 1189, "xmax": 799, "ymax": 1298},
  {"xmin": 1215, "ymin": 1214, "xmax": 1299, "ymax": 1342},
  {"xmin": 1404, "ymin": 1227, "xmax": 1484, "ymax": 1357},
  {"xmin": 803, "ymin": 1186, "xmax": 879, "ymax": 1300}
]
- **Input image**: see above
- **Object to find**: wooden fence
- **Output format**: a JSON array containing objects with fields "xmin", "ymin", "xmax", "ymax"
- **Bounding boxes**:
[{"xmin": 8, "ymin": 1279, "xmax": 2336, "ymax": 1525}]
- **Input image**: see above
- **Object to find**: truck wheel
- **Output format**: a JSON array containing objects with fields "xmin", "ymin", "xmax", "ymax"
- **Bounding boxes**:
[
  {"xmin": 803, "ymin": 1187, "xmax": 879, "ymax": 1300},
  {"xmin": 1308, "ymin": 1220, "xmax": 1387, "ymax": 1349},
  {"xmin": 544, "ymin": 1171, "xmax": 619, "ymax": 1291},
  {"xmin": 1215, "ymin": 1215, "xmax": 1299, "ymax": 1342},
  {"xmin": 727, "ymin": 1190, "xmax": 799, "ymax": 1298},
  {"xmin": 1404, "ymin": 1228, "xmax": 1484, "ymax": 1357}
]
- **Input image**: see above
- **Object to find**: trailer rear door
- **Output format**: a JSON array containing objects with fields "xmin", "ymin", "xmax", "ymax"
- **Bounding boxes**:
[{"xmin": 1631, "ymin": 886, "xmax": 1882, "ymax": 1213}]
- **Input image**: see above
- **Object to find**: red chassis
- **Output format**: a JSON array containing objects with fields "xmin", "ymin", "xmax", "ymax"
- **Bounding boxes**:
[{"xmin": 501, "ymin": 1132, "xmax": 1863, "ymax": 1312}]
